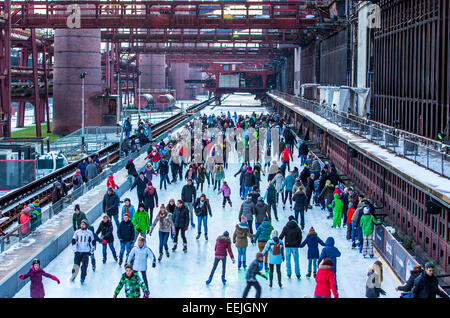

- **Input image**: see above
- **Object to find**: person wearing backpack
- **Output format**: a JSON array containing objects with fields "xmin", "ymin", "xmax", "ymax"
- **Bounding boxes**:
[
  {"xmin": 279, "ymin": 216, "xmax": 302, "ymax": 279},
  {"xmin": 262, "ymin": 230, "xmax": 285, "ymax": 288}
]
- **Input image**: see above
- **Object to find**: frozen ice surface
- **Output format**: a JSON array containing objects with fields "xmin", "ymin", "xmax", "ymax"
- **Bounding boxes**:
[{"xmin": 14, "ymin": 98, "xmax": 401, "ymax": 298}]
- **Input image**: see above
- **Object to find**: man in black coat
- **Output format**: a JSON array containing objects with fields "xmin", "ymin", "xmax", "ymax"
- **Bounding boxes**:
[
  {"xmin": 279, "ymin": 216, "xmax": 302, "ymax": 279},
  {"xmin": 130, "ymin": 172, "xmax": 148, "ymax": 204},
  {"xmin": 117, "ymin": 214, "xmax": 135, "ymax": 265},
  {"xmin": 411, "ymin": 262, "xmax": 449, "ymax": 298},
  {"xmin": 298, "ymin": 141, "xmax": 309, "ymax": 165},
  {"xmin": 102, "ymin": 187, "xmax": 120, "ymax": 228},
  {"xmin": 125, "ymin": 158, "xmax": 138, "ymax": 187},
  {"xmin": 96, "ymin": 214, "xmax": 118, "ymax": 263},
  {"xmin": 172, "ymin": 200, "xmax": 190, "ymax": 252},
  {"xmin": 299, "ymin": 166, "xmax": 311, "ymax": 188},
  {"xmin": 305, "ymin": 174, "xmax": 315, "ymax": 210},
  {"xmin": 181, "ymin": 179, "xmax": 197, "ymax": 228},
  {"xmin": 157, "ymin": 157, "xmax": 171, "ymax": 190}
]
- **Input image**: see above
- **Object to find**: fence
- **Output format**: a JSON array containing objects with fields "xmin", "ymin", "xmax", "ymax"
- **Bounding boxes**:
[
  {"xmin": 0, "ymin": 109, "xmax": 195, "ymax": 254},
  {"xmin": 271, "ymin": 90, "xmax": 450, "ymax": 178}
]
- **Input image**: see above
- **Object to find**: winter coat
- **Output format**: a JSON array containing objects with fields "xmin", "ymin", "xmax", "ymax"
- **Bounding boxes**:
[
  {"xmin": 243, "ymin": 171, "xmax": 255, "ymax": 187},
  {"xmin": 360, "ymin": 214, "xmax": 382, "ymax": 235},
  {"xmin": 233, "ymin": 223, "xmax": 254, "ymax": 249},
  {"xmin": 96, "ymin": 220, "xmax": 114, "ymax": 243},
  {"xmin": 72, "ymin": 211, "xmax": 87, "ymax": 231},
  {"xmin": 86, "ymin": 163, "xmax": 98, "ymax": 180},
  {"xmin": 181, "ymin": 184, "xmax": 196, "ymax": 203},
  {"xmin": 319, "ymin": 185, "xmax": 335, "ymax": 202},
  {"xmin": 253, "ymin": 220, "xmax": 274, "ymax": 243},
  {"xmin": 215, "ymin": 235, "xmax": 234, "ymax": 259},
  {"xmin": 131, "ymin": 176, "xmax": 149, "ymax": 198},
  {"xmin": 125, "ymin": 161, "xmax": 138, "ymax": 177},
  {"xmin": 366, "ymin": 269, "xmax": 383, "ymax": 298},
  {"xmin": 281, "ymin": 148, "xmax": 293, "ymax": 162},
  {"xmin": 279, "ymin": 220, "xmax": 302, "ymax": 248},
  {"xmin": 144, "ymin": 166, "xmax": 157, "ymax": 182},
  {"xmin": 412, "ymin": 272, "xmax": 449, "ymax": 298},
  {"xmin": 314, "ymin": 264, "xmax": 338, "ymax": 298},
  {"xmin": 299, "ymin": 232, "xmax": 326, "ymax": 259},
  {"xmin": 246, "ymin": 258, "xmax": 263, "ymax": 282},
  {"xmin": 265, "ymin": 183, "xmax": 277, "ymax": 204},
  {"xmin": 132, "ymin": 210, "xmax": 151, "ymax": 233},
  {"xmin": 273, "ymin": 173, "xmax": 284, "ymax": 192},
  {"xmin": 318, "ymin": 237, "xmax": 341, "ymax": 269},
  {"xmin": 398, "ymin": 271, "xmax": 422, "ymax": 292},
  {"xmin": 77, "ymin": 161, "xmax": 87, "ymax": 177},
  {"xmin": 150, "ymin": 212, "xmax": 175, "ymax": 234},
  {"xmin": 333, "ymin": 193, "xmax": 343, "ymax": 213},
  {"xmin": 254, "ymin": 202, "xmax": 270, "ymax": 224},
  {"xmin": 262, "ymin": 238, "xmax": 285, "ymax": 265},
  {"xmin": 121, "ymin": 204, "xmax": 136, "ymax": 220},
  {"xmin": 197, "ymin": 167, "xmax": 207, "ymax": 183},
  {"xmin": 126, "ymin": 243, "xmax": 156, "ymax": 272},
  {"xmin": 143, "ymin": 187, "xmax": 158, "ymax": 210},
  {"xmin": 299, "ymin": 142, "xmax": 309, "ymax": 156},
  {"xmin": 346, "ymin": 207, "xmax": 356, "ymax": 224},
  {"xmin": 51, "ymin": 187, "xmax": 63, "ymax": 204},
  {"xmin": 249, "ymin": 191, "xmax": 260, "ymax": 205},
  {"xmin": 107, "ymin": 175, "xmax": 119, "ymax": 189},
  {"xmin": 114, "ymin": 272, "xmax": 148, "ymax": 298},
  {"xmin": 239, "ymin": 198, "xmax": 256, "ymax": 221},
  {"xmin": 103, "ymin": 192, "xmax": 120, "ymax": 216},
  {"xmin": 281, "ymin": 175, "xmax": 296, "ymax": 192},
  {"xmin": 117, "ymin": 219, "xmax": 135, "ymax": 242},
  {"xmin": 293, "ymin": 191, "xmax": 307, "ymax": 211},
  {"xmin": 312, "ymin": 160, "xmax": 321, "ymax": 171},
  {"xmin": 218, "ymin": 183, "xmax": 231, "ymax": 197},
  {"xmin": 194, "ymin": 198, "xmax": 212, "ymax": 217},
  {"xmin": 172, "ymin": 204, "xmax": 190, "ymax": 228},
  {"xmin": 305, "ymin": 177, "xmax": 315, "ymax": 197},
  {"xmin": 158, "ymin": 160, "xmax": 169, "ymax": 175},
  {"xmin": 300, "ymin": 168, "xmax": 310, "ymax": 185},
  {"xmin": 19, "ymin": 266, "xmax": 59, "ymax": 298},
  {"xmin": 214, "ymin": 167, "xmax": 225, "ymax": 180},
  {"xmin": 72, "ymin": 172, "xmax": 83, "ymax": 188}
]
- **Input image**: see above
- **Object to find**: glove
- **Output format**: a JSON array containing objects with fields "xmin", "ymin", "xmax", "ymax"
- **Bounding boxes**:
[
  {"xmin": 146, "ymin": 230, "xmax": 149, "ymax": 234},
  {"xmin": 156, "ymin": 204, "xmax": 159, "ymax": 208},
  {"xmin": 55, "ymin": 278, "xmax": 60, "ymax": 284},
  {"xmin": 144, "ymin": 291, "xmax": 150, "ymax": 298},
  {"xmin": 209, "ymin": 214, "xmax": 212, "ymax": 218},
  {"xmin": 152, "ymin": 262, "xmax": 156, "ymax": 268},
  {"xmin": 18, "ymin": 274, "xmax": 24, "ymax": 280},
  {"xmin": 232, "ymin": 259, "xmax": 235, "ymax": 264},
  {"xmin": 113, "ymin": 294, "xmax": 117, "ymax": 298},
  {"xmin": 282, "ymin": 257, "xmax": 285, "ymax": 262},
  {"xmin": 380, "ymin": 289, "xmax": 386, "ymax": 296},
  {"xmin": 102, "ymin": 240, "xmax": 107, "ymax": 245}
]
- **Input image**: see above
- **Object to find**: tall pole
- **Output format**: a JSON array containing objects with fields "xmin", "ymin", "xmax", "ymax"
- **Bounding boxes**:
[
  {"xmin": 138, "ymin": 71, "xmax": 142, "ymax": 123},
  {"xmin": 116, "ymin": 68, "xmax": 122, "ymax": 126},
  {"xmin": 80, "ymin": 72, "xmax": 88, "ymax": 147}
]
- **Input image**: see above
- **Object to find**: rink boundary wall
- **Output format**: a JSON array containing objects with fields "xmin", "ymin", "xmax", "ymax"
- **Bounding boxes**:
[{"xmin": 0, "ymin": 114, "xmax": 195, "ymax": 298}]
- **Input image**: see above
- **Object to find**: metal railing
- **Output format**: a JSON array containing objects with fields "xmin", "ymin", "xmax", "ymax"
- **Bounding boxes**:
[{"xmin": 271, "ymin": 90, "xmax": 449, "ymax": 178}]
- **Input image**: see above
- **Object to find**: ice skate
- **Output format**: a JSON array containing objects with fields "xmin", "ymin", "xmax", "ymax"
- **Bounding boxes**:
[
  {"xmin": 183, "ymin": 243, "xmax": 187, "ymax": 252},
  {"xmin": 196, "ymin": 233, "xmax": 201, "ymax": 240},
  {"xmin": 165, "ymin": 249, "xmax": 170, "ymax": 258},
  {"xmin": 221, "ymin": 276, "xmax": 227, "ymax": 285},
  {"xmin": 172, "ymin": 243, "xmax": 177, "ymax": 251},
  {"xmin": 158, "ymin": 253, "xmax": 163, "ymax": 262},
  {"xmin": 206, "ymin": 276, "xmax": 213, "ymax": 285},
  {"xmin": 205, "ymin": 234, "xmax": 208, "ymax": 240}
]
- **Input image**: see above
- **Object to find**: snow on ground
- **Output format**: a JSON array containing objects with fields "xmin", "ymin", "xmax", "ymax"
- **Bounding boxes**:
[{"xmin": 14, "ymin": 96, "xmax": 401, "ymax": 298}]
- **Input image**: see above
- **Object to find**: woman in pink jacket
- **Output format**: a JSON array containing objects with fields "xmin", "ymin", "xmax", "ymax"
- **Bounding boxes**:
[
  {"xmin": 18, "ymin": 259, "xmax": 60, "ymax": 298},
  {"xmin": 206, "ymin": 231, "xmax": 235, "ymax": 285},
  {"xmin": 217, "ymin": 181, "xmax": 232, "ymax": 208}
]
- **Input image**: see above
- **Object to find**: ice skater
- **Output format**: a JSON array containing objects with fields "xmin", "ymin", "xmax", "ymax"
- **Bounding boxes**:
[
  {"xmin": 126, "ymin": 236, "xmax": 156, "ymax": 292},
  {"xmin": 71, "ymin": 219, "xmax": 95, "ymax": 284},
  {"xmin": 18, "ymin": 259, "xmax": 60, "ymax": 298},
  {"xmin": 242, "ymin": 252, "xmax": 268, "ymax": 298},
  {"xmin": 206, "ymin": 231, "xmax": 235, "ymax": 285},
  {"xmin": 113, "ymin": 264, "xmax": 149, "ymax": 298}
]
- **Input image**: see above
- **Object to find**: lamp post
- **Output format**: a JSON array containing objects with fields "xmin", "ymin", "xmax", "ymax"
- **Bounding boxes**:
[
  {"xmin": 138, "ymin": 70, "xmax": 142, "ymax": 123},
  {"xmin": 80, "ymin": 72, "xmax": 88, "ymax": 147},
  {"xmin": 116, "ymin": 68, "xmax": 122, "ymax": 126}
]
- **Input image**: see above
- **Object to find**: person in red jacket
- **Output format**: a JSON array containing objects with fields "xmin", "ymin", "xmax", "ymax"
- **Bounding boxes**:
[
  {"xmin": 107, "ymin": 174, "xmax": 119, "ymax": 190},
  {"xmin": 332, "ymin": 185, "xmax": 342, "ymax": 199},
  {"xmin": 314, "ymin": 258, "xmax": 338, "ymax": 298},
  {"xmin": 206, "ymin": 231, "xmax": 235, "ymax": 285},
  {"xmin": 346, "ymin": 203, "xmax": 356, "ymax": 240},
  {"xmin": 280, "ymin": 146, "xmax": 293, "ymax": 171},
  {"xmin": 19, "ymin": 207, "xmax": 33, "ymax": 235}
]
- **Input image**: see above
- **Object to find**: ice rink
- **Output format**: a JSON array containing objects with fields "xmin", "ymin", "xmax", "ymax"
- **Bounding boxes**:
[{"xmin": 14, "ymin": 95, "xmax": 401, "ymax": 298}]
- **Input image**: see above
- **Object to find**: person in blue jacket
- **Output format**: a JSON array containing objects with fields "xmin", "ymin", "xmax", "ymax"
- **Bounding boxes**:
[
  {"xmin": 121, "ymin": 198, "xmax": 136, "ymax": 220},
  {"xmin": 317, "ymin": 236, "xmax": 341, "ymax": 276},
  {"xmin": 299, "ymin": 226, "xmax": 326, "ymax": 278}
]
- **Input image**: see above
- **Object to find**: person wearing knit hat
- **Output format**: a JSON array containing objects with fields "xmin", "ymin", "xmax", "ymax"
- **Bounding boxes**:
[
  {"xmin": 233, "ymin": 215, "xmax": 254, "ymax": 270},
  {"xmin": 206, "ymin": 231, "xmax": 235, "ymax": 285},
  {"xmin": 73, "ymin": 204, "xmax": 87, "ymax": 231},
  {"xmin": 103, "ymin": 185, "xmax": 120, "ymax": 228},
  {"xmin": 262, "ymin": 228, "xmax": 285, "ymax": 288},
  {"xmin": 126, "ymin": 157, "xmax": 138, "ymax": 187},
  {"xmin": 131, "ymin": 202, "xmax": 151, "ymax": 245},
  {"xmin": 299, "ymin": 227, "xmax": 326, "ymax": 278},
  {"xmin": 96, "ymin": 214, "xmax": 118, "ymax": 264},
  {"xmin": 359, "ymin": 207, "xmax": 382, "ymax": 258}
]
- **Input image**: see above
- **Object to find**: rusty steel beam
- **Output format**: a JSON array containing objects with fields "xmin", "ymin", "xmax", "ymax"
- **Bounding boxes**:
[{"xmin": 7, "ymin": 1, "xmax": 329, "ymax": 29}]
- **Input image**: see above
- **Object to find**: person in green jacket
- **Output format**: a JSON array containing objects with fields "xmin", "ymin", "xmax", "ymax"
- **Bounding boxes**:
[
  {"xmin": 360, "ymin": 207, "xmax": 383, "ymax": 258},
  {"xmin": 113, "ymin": 264, "xmax": 149, "ymax": 298},
  {"xmin": 331, "ymin": 193, "xmax": 344, "ymax": 228},
  {"xmin": 132, "ymin": 203, "xmax": 151, "ymax": 244},
  {"xmin": 252, "ymin": 217, "xmax": 274, "ymax": 272},
  {"xmin": 72, "ymin": 204, "xmax": 87, "ymax": 231}
]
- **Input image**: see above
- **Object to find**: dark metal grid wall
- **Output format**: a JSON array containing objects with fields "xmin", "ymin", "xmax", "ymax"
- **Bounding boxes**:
[
  {"xmin": 271, "ymin": 97, "xmax": 450, "ymax": 272},
  {"xmin": 372, "ymin": 0, "xmax": 449, "ymax": 140},
  {"xmin": 319, "ymin": 27, "xmax": 350, "ymax": 86}
]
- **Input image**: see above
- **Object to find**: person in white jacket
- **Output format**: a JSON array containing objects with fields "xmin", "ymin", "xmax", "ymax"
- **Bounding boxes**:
[
  {"xmin": 126, "ymin": 236, "xmax": 156, "ymax": 291},
  {"xmin": 71, "ymin": 219, "xmax": 94, "ymax": 284},
  {"xmin": 273, "ymin": 171, "xmax": 285, "ymax": 204}
]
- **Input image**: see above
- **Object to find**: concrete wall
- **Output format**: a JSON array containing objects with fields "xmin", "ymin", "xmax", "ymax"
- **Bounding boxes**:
[
  {"xmin": 294, "ymin": 47, "xmax": 301, "ymax": 96},
  {"xmin": 356, "ymin": 2, "xmax": 370, "ymax": 116}
]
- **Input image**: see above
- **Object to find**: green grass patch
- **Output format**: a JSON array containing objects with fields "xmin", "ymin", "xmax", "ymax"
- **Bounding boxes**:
[{"xmin": 11, "ymin": 123, "xmax": 61, "ymax": 143}]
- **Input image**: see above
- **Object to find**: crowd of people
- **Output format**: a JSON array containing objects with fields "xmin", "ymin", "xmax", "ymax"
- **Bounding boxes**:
[{"xmin": 17, "ymin": 111, "xmax": 448, "ymax": 299}]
